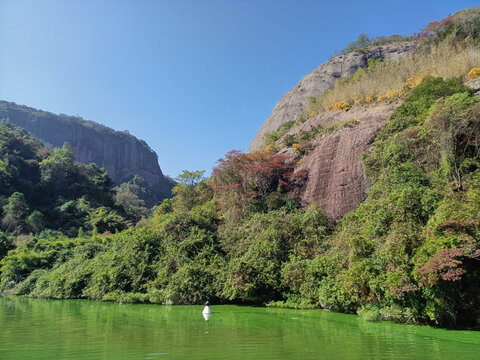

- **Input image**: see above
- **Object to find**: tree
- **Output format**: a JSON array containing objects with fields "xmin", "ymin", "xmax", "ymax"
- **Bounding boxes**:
[
  {"xmin": 39, "ymin": 143, "xmax": 76, "ymax": 191},
  {"xmin": 87, "ymin": 206, "xmax": 126, "ymax": 234},
  {"xmin": 212, "ymin": 150, "xmax": 299, "ymax": 217},
  {"xmin": 171, "ymin": 170, "xmax": 206, "ymax": 213},
  {"xmin": 114, "ymin": 176, "xmax": 149, "ymax": 220},
  {"xmin": 115, "ymin": 189, "xmax": 147, "ymax": 221},
  {"xmin": 341, "ymin": 34, "xmax": 372, "ymax": 54},
  {"xmin": 1, "ymin": 192, "xmax": 28, "ymax": 234},
  {"xmin": 176, "ymin": 170, "xmax": 206, "ymax": 187},
  {"xmin": 26, "ymin": 210, "xmax": 46, "ymax": 233},
  {"xmin": 0, "ymin": 230, "xmax": 14, "ymax": 259}
]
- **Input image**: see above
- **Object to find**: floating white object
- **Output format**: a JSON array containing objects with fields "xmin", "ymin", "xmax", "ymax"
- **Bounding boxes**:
[{"xmin": 202, "ymin": 301, "xmax": 212, "ymax": 321}]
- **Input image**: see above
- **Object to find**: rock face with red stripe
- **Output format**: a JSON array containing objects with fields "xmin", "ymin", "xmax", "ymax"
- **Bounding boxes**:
[{"xmin": 287, "ymin": 105, "xmax": 396, "ymax": 220}]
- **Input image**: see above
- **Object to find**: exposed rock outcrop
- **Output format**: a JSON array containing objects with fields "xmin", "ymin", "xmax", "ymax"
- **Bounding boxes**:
[
  {"xmin": 288, "ymin": 105, "xmax": 397, "ymax": 220},
  {"xmin": 248, "ymin": 42, "xmax": 418, "ymax": 152},
  {"xmin": 0, "ymin": 100, "xmax": 174, "ymax": 200}
]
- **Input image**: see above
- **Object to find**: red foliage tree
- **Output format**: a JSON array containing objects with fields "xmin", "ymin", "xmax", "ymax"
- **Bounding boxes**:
[
  {"xmin": 417, "ymin": 248, "xmax": 467, "ymax": 287},
  {"xmin": 211, "ymin": 150, "xmax": 301, "ymax": 214},
  {"xmin": 419, "ymin": 15, "xmax": 453, "ymax": 40}
]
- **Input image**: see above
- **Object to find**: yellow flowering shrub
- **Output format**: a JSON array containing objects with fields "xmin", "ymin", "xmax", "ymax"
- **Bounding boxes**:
[
  {"xmin": 292, "ymin": 143, "xmax": 305, "ymax": 156},
  {"xmin": 376, "ymin": 90, "xmax": 398, "ymax": 102},
  {"xmin": 404, "ymin": 68, "xmax": 434, "ymax": 93},
  {"xmin": 310, "ymin": 111, "xmax": 316, "ymax": 116},
  {"xmin": 385, "ymin": 90, "xmax": 398, "ymax": 99},
  {"xmin": 264, "ymin": 144, "xmax": 278, "ymax": 153},
  {"xmin": 468, "ymin": 67, "xmax": 480, "ymax": 79},
  {"xmin": 365, "ymin": 95, "xmax": 373, "ymax": 102},
  {"xmin": 334, "ymin": 101, "xmax": 351, "ymax": 111},
  {"xmin": 406, "ymin": 75, "xmax": 423, "ymax": 89}
]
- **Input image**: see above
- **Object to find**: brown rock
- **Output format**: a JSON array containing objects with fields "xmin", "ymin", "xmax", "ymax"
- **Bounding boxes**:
[{"xmin": 290, "ymin": 105, "xmax": 396, "ymax": 220}]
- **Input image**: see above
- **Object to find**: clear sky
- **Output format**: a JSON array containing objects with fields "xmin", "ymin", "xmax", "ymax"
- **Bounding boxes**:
[{"xmin": 1, "ymin": 0, "xmax": 478, "ymax": 178}]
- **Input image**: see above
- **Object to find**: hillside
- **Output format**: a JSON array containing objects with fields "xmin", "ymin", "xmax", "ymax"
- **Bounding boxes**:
[
  {"xmin": 248, "ymin": 42, "xmax": 418, "ymax": 152},
  {"xmin": 1, "ymin": 6, "xmax": 480, "ymax": 329},
  {"xmin": 0, "ymin": 120, "xmax": 139, "ymax": 240},
  {"xmin": 0, "ymin": 101, "xmax": 174, "ymax": 202},
  {"xmin": 250, "ymin": 10, "xmax": 480, "ymax": 220}
]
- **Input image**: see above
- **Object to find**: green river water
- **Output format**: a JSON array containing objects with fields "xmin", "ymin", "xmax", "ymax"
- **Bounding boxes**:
[{"xmin": 1, "ymin": 296, "xmax": 480, "ymax": 359}]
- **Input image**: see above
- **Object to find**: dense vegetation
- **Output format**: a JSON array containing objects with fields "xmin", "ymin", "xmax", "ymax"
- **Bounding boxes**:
[
  {"xmin": 0, "ymin": 120, "xmax": 145, "ymax": 242},
  {"xmin": 2, "ymin": 76, "xmax": 480, "ymax": 328},
  {"xmin": 1, "ymin": 8, "xmax": 480, "ymax": 330},
  {"xmin": 0, "ymin": 150, "xmax": 327, "ymax": 306},
  {"xmin": 303, "ymin": 77, "xmax": 480, "ymax": 327}
]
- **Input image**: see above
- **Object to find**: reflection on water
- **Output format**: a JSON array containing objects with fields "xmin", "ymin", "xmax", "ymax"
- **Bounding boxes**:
[{"xmin": 1, "ymin": 296, "xmax": 480, "ymax": 359}]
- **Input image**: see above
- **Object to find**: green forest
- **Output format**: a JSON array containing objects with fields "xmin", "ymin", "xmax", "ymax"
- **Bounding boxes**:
[{"xmin": 2, "ymin": 8, "xmax": 480, "ymax": 330}]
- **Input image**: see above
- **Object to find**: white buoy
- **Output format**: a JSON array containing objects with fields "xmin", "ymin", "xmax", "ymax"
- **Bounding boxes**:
[
  {"xmin": 202, "ymin": 301, "xmax": 212, "ymax": 314},
  {"xmin": 202, "ymin": 301, "xmax": 212, "ymax": 321}
]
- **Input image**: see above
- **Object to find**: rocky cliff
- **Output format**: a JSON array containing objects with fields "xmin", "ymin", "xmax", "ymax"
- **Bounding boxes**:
[
  {"xmin": 0, "ymin": 100, "xmax": 174, "ymax": 200},
  {"xmin": 249, "ymin": 42, "xmax": 420, "ymax": 220},
  {"xmin": 287, "ymin": 105, "xmax": 396, "ymax": 220},
  {"xmin": 248, "ymin": 42, "xmax": 418, "ymax": 152}
]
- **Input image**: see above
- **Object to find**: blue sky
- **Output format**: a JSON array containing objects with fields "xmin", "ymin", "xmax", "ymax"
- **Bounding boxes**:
[{"xmin": 1, "ymin": 0, "xmax": 478, "ymax": 178}]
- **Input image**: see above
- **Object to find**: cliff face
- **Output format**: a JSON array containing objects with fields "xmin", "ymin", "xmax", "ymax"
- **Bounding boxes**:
[
  {"xmin": 0, "ymin": 101, "xmax": 174, "ymax": 200},
  {"xmin": 287, "ymin": 105, "xmax": 396, "ymax": 220},
  {"xmin": 248, "ymin": 42, "xmax": 418, "ymax": 152},
  {"xmin": 248, "ymin": 43, "xmax": 421, "ymax": 220}
]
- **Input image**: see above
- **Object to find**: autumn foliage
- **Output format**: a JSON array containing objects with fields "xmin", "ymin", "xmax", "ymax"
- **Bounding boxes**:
[
  {"xmin": 212, "ymin": 150, "xmax": 300, "ymax": 215},
  {"xmin": 417, "ymin": 248, "xmax": 467, "ymax": 287},
  {"xmin": 419, "ymin": 15, "xmax": 453, "ymax": 40}
]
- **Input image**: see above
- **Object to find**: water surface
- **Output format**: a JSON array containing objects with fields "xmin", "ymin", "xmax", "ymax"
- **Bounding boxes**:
[{"xmin": 1, "ymin": 296, "xmax": 479, "ymax": 359}]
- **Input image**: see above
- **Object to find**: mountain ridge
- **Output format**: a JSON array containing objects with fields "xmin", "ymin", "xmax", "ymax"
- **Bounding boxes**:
[{"xmin": 0, "ymin": 100, "xmax": 174, "ymax": 201}]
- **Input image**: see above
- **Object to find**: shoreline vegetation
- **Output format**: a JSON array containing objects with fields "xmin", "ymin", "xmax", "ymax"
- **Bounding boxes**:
[{"xmin": 2, "ymin": 7, "xmax": 480, "ymax": 330}]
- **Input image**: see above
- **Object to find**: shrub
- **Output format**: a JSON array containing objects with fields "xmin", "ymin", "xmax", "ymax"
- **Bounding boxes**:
[
  {"xmin": 334, "ymin": 101, "xmax": 351, "ymax": 111},
  {"xmin": 377, "ymin": 77, "xmax": 472, "ymax": 140},
  {"xmin": 468, "ymin": 67, "xmax": 480, "ymax": 79},
  {"xmin": 292, "ymin": 143, "xmax": 305, "ymax": 156},
  {"xmin": 358, "ymin": 303, "xmax": 382, "ymax": 322},
  {"xmin": 340, "ymin": 34, "xmax": 414, "ymax": 55},
  {"xmin": 282, "ymin": 134, "xmax": 295, "ymax": 147},
  {"xmin": 263, "ymin": 120, "xmax": 296, "ymax": 148},
  {"xmin": 420, "ymin": 8, "xmax": 480, "ymax": 45}
]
